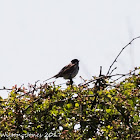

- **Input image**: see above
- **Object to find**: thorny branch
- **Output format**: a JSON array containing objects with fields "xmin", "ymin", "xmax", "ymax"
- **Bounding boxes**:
[
  {"xmin": 106, "ymin": 36, "xmax": 140, "ymax": 76},
  {"xmin": 80, "ymin": 67, "xmax": 139, "ymax": 87}
]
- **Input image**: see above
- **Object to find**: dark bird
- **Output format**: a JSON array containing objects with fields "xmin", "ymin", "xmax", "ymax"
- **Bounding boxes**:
[{"xmin": 44, "ymin": 59, "xmax": 79, "ymax": 84}]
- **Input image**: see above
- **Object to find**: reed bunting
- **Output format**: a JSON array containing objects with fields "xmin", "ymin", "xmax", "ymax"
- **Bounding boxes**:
[{"xmin": 44, "ymin": 59, "xmax": 79, "ymax": 82}]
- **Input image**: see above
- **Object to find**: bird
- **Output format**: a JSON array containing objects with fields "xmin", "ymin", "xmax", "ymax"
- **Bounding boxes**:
[{"xmin": 44, "ymin": 59, "xmax": 79, "ymax": 84}]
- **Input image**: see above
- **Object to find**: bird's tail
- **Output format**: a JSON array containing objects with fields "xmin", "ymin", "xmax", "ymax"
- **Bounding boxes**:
[
  {"xmin": 43, "ymin": 76, "xmax": 54, "ymax": 82},
  {"xmin": 43, "ymin": 73, "xmax": 61, "ymax": 83}
]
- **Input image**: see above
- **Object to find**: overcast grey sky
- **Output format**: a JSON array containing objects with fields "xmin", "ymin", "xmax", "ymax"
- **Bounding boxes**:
[{"xmin": 0, "ymin": 0, "xmax": 140, "ymax": 98}]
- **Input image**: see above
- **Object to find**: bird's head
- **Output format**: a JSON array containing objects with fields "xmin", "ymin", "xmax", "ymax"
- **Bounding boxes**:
[{"xmin": 71, "ymin": 59, "xmax": 79, "ymax": 64}]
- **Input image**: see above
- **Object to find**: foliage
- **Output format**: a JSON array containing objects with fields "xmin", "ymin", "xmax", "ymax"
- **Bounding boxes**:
[{"xmin": 0, "ymin": 68, "xmax": 139, "ymax": 140}]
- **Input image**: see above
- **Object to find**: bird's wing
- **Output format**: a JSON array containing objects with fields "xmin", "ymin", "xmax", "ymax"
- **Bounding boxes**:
[{"xmin": 54, "ymin": 63, "xmax": 76, "ymax": 78}]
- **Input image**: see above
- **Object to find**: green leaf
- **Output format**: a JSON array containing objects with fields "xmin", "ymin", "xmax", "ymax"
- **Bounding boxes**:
[
  {"xmin": 106, "ymin": 109, "xmax": 111, "ymax": 113},
  {"xmin": 67, "ymin": 103, "xmax": 72, "ymax": 109},
  {"xmin": 88, "ymin": 91, "xmax": 93, "ymax": 94},
  {"xmin": 75, "ymin": 103, "xmax": 79, "ymax": 107}
]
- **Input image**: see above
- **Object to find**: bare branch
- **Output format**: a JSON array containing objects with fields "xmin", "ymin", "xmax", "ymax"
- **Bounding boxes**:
[
  {"xmin": 109, "ymin": 67, "xmax": 117, "ymax": 75},
  {"xmin": 80, "ymin": 67, "xmax": 139, "ymax": 87},
  {"xmin": 99, "ymin": 66, "xmax": 102, "ymax": 76},
  {"xmin": 0, "ymin": 87, "xmax": 12, "ymax": 91},
  {"xmin": 106, "ymin": 36, "xmax": 140, "ymax": 76}
]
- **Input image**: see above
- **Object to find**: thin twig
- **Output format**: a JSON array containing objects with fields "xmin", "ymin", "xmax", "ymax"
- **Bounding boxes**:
[
  {"xmin": 0, "ymin": 87, "xmax": 12, "ymax": 91},
  {"xmin": 109, "ymin": 67, "xmax": 117, "ymax": 75},
  {"xmin": 106, "ymin": 36, "xmax": 140, "ymax": 76},
  {"xmin": 80, "ymin": 68, "xmax": 139, "ymax": 87},
  {"xmin": 99, "ymin": 66, "xmax": 102, "ymax": 76}
]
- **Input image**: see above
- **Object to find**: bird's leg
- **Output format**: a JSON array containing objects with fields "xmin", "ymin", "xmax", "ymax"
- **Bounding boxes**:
[
  {"xmin": 69, "ymin": 74, "xmax": 73, "ymax": 86},
  {"xmin": 70, "ymin": 78, "xmax": 73, "ymax": 85}
]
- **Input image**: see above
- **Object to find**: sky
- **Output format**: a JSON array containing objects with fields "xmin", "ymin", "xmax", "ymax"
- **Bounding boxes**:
[{"xmin": 0, "ymin": 0, "xmax": 140, "ymax": 98}]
